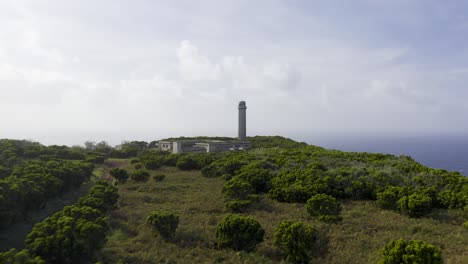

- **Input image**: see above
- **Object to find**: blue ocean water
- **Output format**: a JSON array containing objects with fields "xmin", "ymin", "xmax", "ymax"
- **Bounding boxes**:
[{"xmin": 306, "ymin": 136, "xmax": 468, "ymax": 176}]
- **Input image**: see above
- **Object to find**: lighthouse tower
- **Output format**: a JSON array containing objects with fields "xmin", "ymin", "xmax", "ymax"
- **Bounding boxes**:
[{"xmin": 238, "ymin": 101, "xmax": 247, "ymax": 141}]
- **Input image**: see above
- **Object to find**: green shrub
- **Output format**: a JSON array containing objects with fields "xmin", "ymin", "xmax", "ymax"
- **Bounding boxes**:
[
  {"xmin": 130, "ymin": 170, "xmax": 150, "ymax": 182},
  {"xmin": 398, "ymin": 193, "xmax": 432, "ymax": 218},
  {"xmin": 463, "ymin": 221, "xmax": 468, "ymax": 230},
  {"xmin": 176, "ymin": 156, "xmax": 198, "ymax": 170},
  {"xmin": 216, "ymin": 214, "xmax": 265, "ymax": 252},
  {"xmin": 134, "ymin": 163, "xmax": 142, "ymax": 169},
  {"xmin": 378, "ymin": 239, "xmax": 442, "ymax": 264},
  {"xmin": 0, "ymin": 249, "xmax": 45, "ymax": 264},
  {"xmin": 146, "ymin": 211, "xmax": 179, "ymax": 239},
  {"xmin": 376, "ymin": 186, "xmax": 404, "ymax": 211},
  {"xmin": 235, "ymin": 168, "xmax": 271, "ymax": 193},
  {"xmin": 274, "ymin": 220, "xmax": 318, "ymax": 264},
  {"xmin": 225, "ymin": 199, "xmax": 252, "ymax": 212},
  {"xmin": 25, "ymin": 205, "xmax": 109, "ymax": 263},
  {"xmin": 306, "ymin": 194, "xmax": 342, "ymax": 222},
  {"xmin": 142, "ymin": 158, "xmax": 160, "ymax": 170},
  {"xmin": 201, "ymin": 156, "xmax": 249, "ymax": 178},
  {"xmin": 269, "ymin": 169, "xmax": 331, "ymax": 203},
  {"xmin": 109, "ymin": 168, "xmax": 129, "ymax": 183},
  {"xmin": 152, "ymin": 174, "xmax": 166, "ymax": 182},
  {"xmin": 222, "ymin": 177, "xmax": 259, "ymax": 211},
  {"xmin": 222, "ymin": 177, "xmax": 254, "ymax": 200}
]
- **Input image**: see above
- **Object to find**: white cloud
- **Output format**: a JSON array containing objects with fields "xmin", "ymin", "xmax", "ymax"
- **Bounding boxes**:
[
  {"xmin": 178, "ymin": 40, "xmax": 221, "ymax": 81},
  {"xmin": 175, "ymin": 40, "xmax": 301, "ymax": 96}
]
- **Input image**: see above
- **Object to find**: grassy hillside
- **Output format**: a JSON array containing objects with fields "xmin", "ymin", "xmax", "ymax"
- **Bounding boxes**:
[
  {"xmin": 95, "ymin": 160, "xmax": 467, "ymax": 264},
  {"xmin": 1, "ymin": 136, "xmax": 466, "ymax": 263}
]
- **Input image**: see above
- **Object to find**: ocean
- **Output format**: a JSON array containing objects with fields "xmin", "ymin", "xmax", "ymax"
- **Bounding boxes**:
[{"xmin": 305, "ymin": 135, "xmax": 468, "ymax": 176}]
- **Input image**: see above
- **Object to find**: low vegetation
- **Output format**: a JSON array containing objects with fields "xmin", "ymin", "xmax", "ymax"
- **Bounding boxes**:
[
  {"xmin": 216, "ymin": 214, "xmax": 265, "ymax": 252},
  {"xmin": 378, "ymin": 239, "xmax": 442, "ymax": 264},
  {"xmin": 146, "ymin": 210, "xmax": 179, "ymax": 239},
  {"xmin": 0, "ymin": 139, "xmax": 104, "ymax": 229},
  {"xmin": 306, "ymin": 194, "xmax": 342, "ymax": 223},
  {"xmin": 130, "ymin": 169, "xmax": 150, "ymax": 182},
  {"xmin": 109, "ymin": 168, "xmax": 129, "ymax": 183},
  {"xmin": 0, "ymin": 181, "xmax": 118, "ymax": 263},
  {"xmin": 1, "ymin": 136, "xmax": 467, "ymax": 263},
  {"xmin": 273, "ymin": 220, "xmax": 319, "ymax": 264}
]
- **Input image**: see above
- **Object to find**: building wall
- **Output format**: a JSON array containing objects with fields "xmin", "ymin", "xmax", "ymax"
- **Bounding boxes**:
[
  {"xmin": 159, "ymin": 140, "xmax": 250, "ymax": 154},
  {"xmin": 159, "ymin": 141, "xmax": 173, "ymax": 151},
  {"xmin": 207, "ymin": 141, "xmax": 251, "ymax": 153}
]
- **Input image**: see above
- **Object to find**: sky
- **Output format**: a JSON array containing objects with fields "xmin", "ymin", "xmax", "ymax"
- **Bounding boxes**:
[{"xmin": 1, "ymin": 0, "xmax": 468, "ymax": 146}]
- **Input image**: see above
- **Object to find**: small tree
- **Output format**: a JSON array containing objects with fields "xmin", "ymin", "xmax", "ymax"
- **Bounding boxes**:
[
  {"xmin": 274, "ymin": 220, "xmax": 318, "ymax": 264},
  {"xmin": 146, "ymin": 211, "xmax": 179, "ymax": 239},
  {"xmin": 109, "ymin": 168, "xmax": 129, "ymax": 183},
  {"xmin": 216, "ymin": 214, "xmax": 265, "ymax": 252},
  {"xmin": 130, "ymin": 170, "xmax": 150, "ymax": 182},
  {"xmin": 398, "ymin": 193, "xmax": 432, "ymax": 218},
  {"xmin": 306, "ymin": 194, "xmax": 342, "ymax": 222},
  {"xmin": 378, "ymin": 239, "xmax": 442, "ymax": 264}
]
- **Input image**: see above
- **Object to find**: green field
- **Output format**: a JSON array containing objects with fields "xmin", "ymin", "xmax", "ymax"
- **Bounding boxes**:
[{"xmin": 95, "ymin": 160, "xmax": 467, "ymax": 264}]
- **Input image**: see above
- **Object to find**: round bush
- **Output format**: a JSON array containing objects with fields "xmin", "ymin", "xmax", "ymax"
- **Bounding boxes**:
[
  {"xmin": 306, "ymin": 194, "xmax": 342, "ymax": 222},
  {"xmin": 134, "ymin": 163, "xmax": 142, "ymax": 169},
  {"xmin": 274, "ymin": 220, "xmax": 318, "ymax": 264},
  {"xmin": 235, "ymin": 168, "xmax": 271, "ymax": 193},
  {"xmin": 222, "ymin": 177, "xmax": 254, "ymax": 200},
  {"xmin": 130, "ymin": 170, "xmax": 150, "ymax": 182},
  {"xmin": 143, "ymin": 158, "xmax": 160, "ymax": 170},
  {"xmin": 376, "ymin": 186, "xmax": 404, "ymax": 211},
  {"xmin": 378, "ymin": 239, "xmax": 442, "ymax": 264},
  {"xmin": 216, "ymin": 214, "xmax": 265, "ymax": 252},
  {"xmin": 146, "ymin": 211, "xmax": 179, "ymax": 239},
  {"xmin": 109, "ymin": 168, "xmax": 129, "ymax": 183},
  {"xmin": 398, "ymin": 193, "xmax": 432, "ymax": 218}
]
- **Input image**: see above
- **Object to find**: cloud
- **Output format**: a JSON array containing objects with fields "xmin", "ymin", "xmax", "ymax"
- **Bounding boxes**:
[
  {"xmin": 367, "ymin": 80, "xmax": 435, "ymax": 106},
  {"xmin": 178, "ymin": 40, "xmax": 221, "ymax": 81},
  {"xmin": 176, "ymin": 40, "xmax": 301, "ymax": 96}
]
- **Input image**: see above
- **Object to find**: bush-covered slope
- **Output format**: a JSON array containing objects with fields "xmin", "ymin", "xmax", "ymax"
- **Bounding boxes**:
[
  {"xmin": 94, "ymin": 136, "xmax": 467, "ymax": 263},
  {"xmin": 0, "ymin": 139, "xmax": 109, "ymax": 228},
  {"xmin": 1, "ymin": 136, "xmax": 467, "ymax": 263}
]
